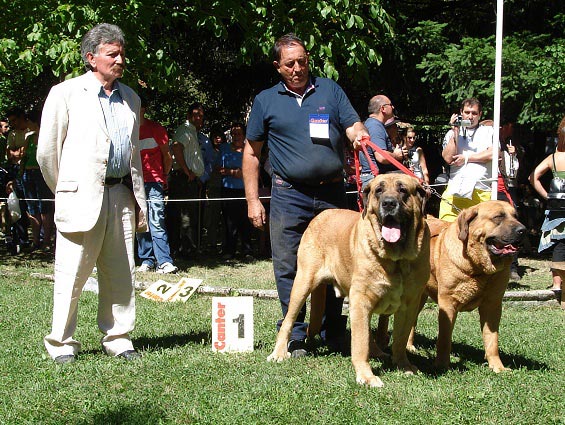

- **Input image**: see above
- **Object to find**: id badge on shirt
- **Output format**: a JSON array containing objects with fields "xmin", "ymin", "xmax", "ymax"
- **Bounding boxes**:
[{"xmin": 309, "ymin": 114, "xmax": 330, "ymax": 139}]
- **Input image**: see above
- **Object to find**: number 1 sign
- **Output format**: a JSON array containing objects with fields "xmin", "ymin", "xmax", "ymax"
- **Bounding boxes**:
[{"xmin": 212, "ymin": 297, "xmax": 254, "ymax": 353}]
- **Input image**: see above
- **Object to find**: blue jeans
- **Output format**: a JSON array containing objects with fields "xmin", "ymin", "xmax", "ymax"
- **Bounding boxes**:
[
  {"xmin": 136, "ymin": 182, "xmax": 174, "ymax": 267},
  {"xmin": 22, "ymin": 168, "xmax": 54, "ymax": 215},
  {"xmin": 166, "ymin": 171, "xmax": 200, "ymax": 255},
  {"xmin": 221, "ymin": 187, "xmax": 253, "ymax": 256},
  {"xmin": 360, "ymin": 172, "xmax": 375, "ymax": 191},
  {"xmin": 270, "ymin": 175, "xmax": 346, "ymax": 342}
]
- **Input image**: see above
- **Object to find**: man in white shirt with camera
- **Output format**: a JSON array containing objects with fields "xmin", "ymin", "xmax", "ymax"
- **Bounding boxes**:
[{"xmin": 440, "ymin": 97, "xmax": 494, "ymax": 221}]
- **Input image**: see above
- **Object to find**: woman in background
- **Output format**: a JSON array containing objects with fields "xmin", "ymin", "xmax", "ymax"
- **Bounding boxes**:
[
  {"xmin": 216, "ymin": 122, "xmax": 254, "ymax": 261},
  {"xmin": 529, "ymin": 115, "xmax": 565, "ymax": 291},
  {"xmin": 20, "ymin": 110, "xmax": 54, "ymax": 250},
  {"xmin": 402, "ymin": 127, "xmax": 429, "ymax": 184},
  {"xmin": 203, "ymin": 126, "xmax": 226, "ymax": 254}
]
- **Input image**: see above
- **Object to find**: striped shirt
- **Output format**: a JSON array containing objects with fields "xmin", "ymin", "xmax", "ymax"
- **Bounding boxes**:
[
  {"xmin": 171, "ymin": 121, "xmax": 204, "ymax": 176},
  {"xmin": 98, "ymin": 83, "xmax": 132, "ymax": 178}
]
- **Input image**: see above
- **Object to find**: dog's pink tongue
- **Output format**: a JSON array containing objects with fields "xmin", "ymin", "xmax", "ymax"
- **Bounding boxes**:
[
  {"xmin": 382, "ymin": 224, "xmax": 401, "ymax": 243},
  {"xmin": 501, "ymin": 244, "xmax": 518, "ymax": 254}
]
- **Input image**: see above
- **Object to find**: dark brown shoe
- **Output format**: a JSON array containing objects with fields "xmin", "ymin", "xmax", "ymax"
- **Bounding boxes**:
[{"xmin": 117, "ymin": 350, "xmax": 142, "ymax": 361}]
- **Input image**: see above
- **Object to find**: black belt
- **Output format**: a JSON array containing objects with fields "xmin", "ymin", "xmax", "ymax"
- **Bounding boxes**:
[
  {"xmin": 104, "ymin": 174, "xmax": 132, "ymax": 190},
  {"xmin": 275, "ymin": 173, "xmax": 343, "ymax": 186}
]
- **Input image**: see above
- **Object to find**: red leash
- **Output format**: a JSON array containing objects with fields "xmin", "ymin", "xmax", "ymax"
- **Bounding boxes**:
[{"xmin": 354, "ymin": 136, "xmax": 422, "ymax": 211}]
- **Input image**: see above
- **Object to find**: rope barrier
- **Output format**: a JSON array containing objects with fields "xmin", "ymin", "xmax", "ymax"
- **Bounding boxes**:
[
  {"xmin": 0, "ymin": 195, "xmax": 266, "ymax": 203},
  {"xmin": 0, "ymin": 180, "xmax": 500, "ymax": 204}
]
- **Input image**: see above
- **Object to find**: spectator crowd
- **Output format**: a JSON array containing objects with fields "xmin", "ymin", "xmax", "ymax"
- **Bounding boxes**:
[
  {"xmin": 0, "ymin": 47, "xmax": 559, "ymax": 281},
  {"xmin": 0, "ymin": 99, "xmax": 558, "ymax": 266},
  {"xmin": 0, "ymin": 98, "xmax": 557, "ymax": 268},
  {"xmin": 0, "ymin": 24, "xmax": 565, "ymax": 363},
  {"xmin": 1, "ymin": 25, "xmax": 562, "ymax": 365},
  {"xmin": 0, "ymin": 101, "xmax": 276, "ymax": 266}
]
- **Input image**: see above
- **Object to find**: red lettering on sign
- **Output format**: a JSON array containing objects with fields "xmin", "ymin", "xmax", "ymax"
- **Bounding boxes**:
[{"xmin": 214, "ymin": 302, "xmax": 226, "ymax": 350}]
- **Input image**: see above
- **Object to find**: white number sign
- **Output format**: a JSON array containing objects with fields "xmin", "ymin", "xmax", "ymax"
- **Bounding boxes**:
[
  {"xmin": 212, "ymin": 297, "xmax": 254, "ymax": 353},
  {"xmin": 140, "ymin": 278, "xmax": 202, "ymax": 302}
]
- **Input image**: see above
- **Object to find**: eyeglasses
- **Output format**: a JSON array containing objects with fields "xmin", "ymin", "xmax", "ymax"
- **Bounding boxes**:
[
  {"xmin": 281, "ymin": 57, "xmax": 308, "ymax": 68},
  {"xmin": 381, "ymin": 103, "xmax": 393, "ymax": 108}
]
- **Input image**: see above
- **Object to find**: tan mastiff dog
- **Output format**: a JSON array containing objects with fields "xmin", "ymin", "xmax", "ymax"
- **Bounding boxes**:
[
  {"xmin": 267, "ymin": 174, "xmax": 430, "ymax": 388},
  {"xmin": 408, "ymin": 200, "xmax": 526, "ymax": 372}
]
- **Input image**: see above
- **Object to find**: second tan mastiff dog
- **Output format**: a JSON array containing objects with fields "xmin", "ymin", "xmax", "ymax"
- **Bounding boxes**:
[
  {"xmin": 408, "ymin": 200, "xmax": 526, "ymax": 372},
  {"xmin": 267, "ymin": 174, "xmax": 430, "ymax": 388}
]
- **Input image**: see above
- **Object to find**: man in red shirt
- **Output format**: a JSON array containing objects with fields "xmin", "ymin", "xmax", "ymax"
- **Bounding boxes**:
[{"xmin": 136, "ymin": 97, "xmax": 178, "ymax": 273}]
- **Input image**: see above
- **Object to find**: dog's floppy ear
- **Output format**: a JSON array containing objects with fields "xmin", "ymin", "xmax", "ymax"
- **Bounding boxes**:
[
  {"xmin": 457, "ymin": 206, "xmax": 478, "ymax": 242},
  {"xmin": 362, "ymin": 181, "xmax": 372, "ymax": 218},
  {"xmin": 416, "ymin": 182, "xmax": 428, "ymax": 213}
]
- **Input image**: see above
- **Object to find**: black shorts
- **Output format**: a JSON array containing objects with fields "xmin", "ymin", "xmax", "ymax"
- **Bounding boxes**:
[{"xmin": 552, "ymin": 240, "xmax": 565, "ymax": 270}]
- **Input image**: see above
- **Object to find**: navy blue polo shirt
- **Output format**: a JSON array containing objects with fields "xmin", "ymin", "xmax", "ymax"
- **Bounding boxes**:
[
  {"xmin": 246, "ymin": 76, "xmax": 360, "ymax": 184},
  {"xmin": 359, "ymin": 117, "xmax": 396, "ymax": 174}
]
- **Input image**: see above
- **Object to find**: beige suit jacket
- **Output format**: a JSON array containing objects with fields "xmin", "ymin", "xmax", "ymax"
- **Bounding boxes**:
[{"xmin": 37, "ymin": 71, "xmax": 147, "ymax": 233}]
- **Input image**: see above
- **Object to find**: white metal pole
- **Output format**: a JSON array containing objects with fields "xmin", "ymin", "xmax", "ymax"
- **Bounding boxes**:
[{"xmin": 491, "ymin": 0, "xmax": 504, "ymax": 199}]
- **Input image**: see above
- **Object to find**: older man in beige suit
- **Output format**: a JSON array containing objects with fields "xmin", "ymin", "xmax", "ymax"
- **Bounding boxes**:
[{"xmin": 38, "ymin": 23, "xmax": 147, "ymax": 364}]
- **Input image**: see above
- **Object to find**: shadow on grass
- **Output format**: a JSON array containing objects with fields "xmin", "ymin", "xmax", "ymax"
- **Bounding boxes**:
[
  {"xmin": 1, "ymin": 245, "xmax": 56, "ymax": 268},
  {"xmin": 75, "ymin": 332, "xmax": 211, "ymax": 358},
  {"xmin": 79, "ymin": 403, "xmax": 168, "ymax": 425},
  {"xmin": 133, "ymin": 331, "xmax": 211, "ymax": 352},
  {"xmin": 136, "ymin": 332, "xmax": 278, "ymax": 354},
  {"xmin": 507, "ymin": 280, "xmax": 531, "ymax": 290},
  {"xmin": 254, "ymin": 340, "xmax": 277, "ymax": 351},
  {"xmin": 296, "ymin": 331, "xmax": 551, "ymax": 380},
  {"xmin": 506, "ymin": 262, "xmax": 544, "ymax": 289},
  {"xmin": 406, "ymin": 334, "xmax": 549, "ymax": 375},
  {"xmin": 173, "ymin": 252, "xmax": 270, "ymax": 271}
]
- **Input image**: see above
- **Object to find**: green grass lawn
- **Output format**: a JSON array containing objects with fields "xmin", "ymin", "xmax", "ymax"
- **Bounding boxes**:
[{"xmin": 0, "ymin": 251, "xmax": 563, "ymax": 424}]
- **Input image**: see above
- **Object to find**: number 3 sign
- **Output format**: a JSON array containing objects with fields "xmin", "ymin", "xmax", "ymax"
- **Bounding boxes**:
[
  {"xmin": 212, "ymin": 297, "xmax": 254, "ymax": 353},
  {"xmin": 140, "ymin": 278, "xmax": 202, "ymax": 302}
]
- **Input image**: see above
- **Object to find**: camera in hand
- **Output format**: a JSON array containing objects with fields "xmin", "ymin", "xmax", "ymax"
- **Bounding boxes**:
[{"xmin": 453, "ymin": 114, "xmax": 472, "ymax": 127}]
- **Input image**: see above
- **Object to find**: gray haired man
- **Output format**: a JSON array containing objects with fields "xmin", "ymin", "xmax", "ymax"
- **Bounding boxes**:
[{"xmin": 38, "ymin": 23, "xmax": 147, "ymax": 363}]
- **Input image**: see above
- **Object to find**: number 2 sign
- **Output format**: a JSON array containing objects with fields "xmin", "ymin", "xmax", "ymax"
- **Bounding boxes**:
[{"xmin": 140, "ymin": 278, "xmax": 203, "ymax": 302}]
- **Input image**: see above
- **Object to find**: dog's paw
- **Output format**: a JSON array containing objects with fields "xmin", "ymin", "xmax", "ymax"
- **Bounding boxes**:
[
  {"xmin": 266, "ymin": 351, "xmax": 290, "ymax": 362},
  {"xmin": 490, "ymin": 363, "xmax": 511, "ymax": 373},
  {"xmin": 392, "ymin": 354, "xmax": 419, "ymax": 375},
  {"xmin": 356, "ymin": 374, "xmax": 384, "ymax": 388},
  {"xmin": 434, "ymin": 359, "xmax": 450, "ymax": 371},
  {"xmin": 403, "ymin": 364, "xmax": 419, "ymax": 375},
  {"xmin": 396, "ymin": 361, "xmax": 418, "ymax": 375}
]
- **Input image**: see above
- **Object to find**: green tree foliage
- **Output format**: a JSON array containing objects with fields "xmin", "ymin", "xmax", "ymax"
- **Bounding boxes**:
[
  {"xmin": 417, "ymin": 29, "xmax": 565, "ymax": 131},
  {"xmin": 1, "ymin": 0, "xmax": 563, "ymax": 133},
  {"xmin": 0, "ymin": 0, "xmax": 393, "ymax": 125},
  {"xmin": 373, "ymin": 0, "xmax": 565, "ymax": 133}
]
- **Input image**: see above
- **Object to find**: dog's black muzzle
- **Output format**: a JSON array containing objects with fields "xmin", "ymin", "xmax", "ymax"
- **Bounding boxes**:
[{"xmin": 379, "ymin": 195, "xmax": 400, "ymax": 216}]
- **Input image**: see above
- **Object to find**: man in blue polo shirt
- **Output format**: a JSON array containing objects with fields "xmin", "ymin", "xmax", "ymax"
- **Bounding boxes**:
[
  {"xmin": 242, "ymin": 33, "xmax": 369, "ymax": 357},
  {"xmin": 359, "ymin": 94, "xmax": 407, "ymax": 190}
]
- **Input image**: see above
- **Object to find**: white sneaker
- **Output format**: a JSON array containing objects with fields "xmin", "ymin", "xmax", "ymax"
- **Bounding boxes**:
[
  {"xmin": 156, "ymin": 262, "xmax": 178, "ymax": 274},
  {"xmin": 137, "ymin": 263, "xmax": 153, "ymax": 273}
]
